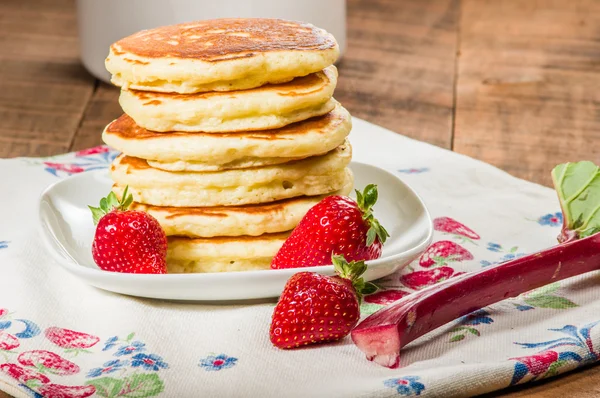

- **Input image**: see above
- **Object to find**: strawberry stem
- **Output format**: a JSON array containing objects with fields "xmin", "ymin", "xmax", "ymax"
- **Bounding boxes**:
[
  {"xmin": 355, "ymin": 184, "xmax": 390, "ymax": 246},
  {"xmin": 332, "ymin": 254, "xmax": 377, "ymax": 303},
  {"xmin": 88, "ymin": 185, "xmax": 134, "ymax": 225}
]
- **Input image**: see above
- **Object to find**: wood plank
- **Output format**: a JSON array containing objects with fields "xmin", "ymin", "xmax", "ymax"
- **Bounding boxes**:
[
  {"xmin": 0, "ymin": 0, "xmax": 96, "ymax": 158},
  {"xmin": 335, "ymin": 0, "xmax": 459, "ymax": 149},
  {"xmin": 71, "ymin": 83, "xmax": 121, "ymax": 151},
  {"xmin": 453, "ymin": 0, "xmax": 600, "ymax": 186}
]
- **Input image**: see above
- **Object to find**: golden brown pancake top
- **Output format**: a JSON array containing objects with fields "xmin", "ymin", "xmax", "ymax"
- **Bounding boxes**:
[
  {"xmin": 105, "ymin": 110, "xmax": 343, "ymax": 140},
  {"xmin": 112, "ymin": 18, "xmax": 337, "ymax": 61}
]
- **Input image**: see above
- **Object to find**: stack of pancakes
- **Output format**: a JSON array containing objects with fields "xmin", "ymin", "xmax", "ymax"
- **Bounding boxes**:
[{"xmin": 102, "ymin": 19, "xmax": 353, "ymax": 273}]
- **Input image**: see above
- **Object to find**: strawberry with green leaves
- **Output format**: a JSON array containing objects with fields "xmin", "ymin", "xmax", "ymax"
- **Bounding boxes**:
[
  {"xmin": 89, "ymin": 187, "xmax": 167, "ymax": 274},
  {"xmin": 271, "ymin": 185, "xmax": 389, "ymax": 269},
  {"xmin": 270, "ymin": 255, "xmax": 377, "ymax": 349}
]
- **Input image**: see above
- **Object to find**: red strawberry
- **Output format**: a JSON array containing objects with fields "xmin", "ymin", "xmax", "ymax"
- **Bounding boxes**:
[
  {"xmin": 0, "ymin": 363, "xmax": 50, "ymax": 384},
  {"xmin": 0, "ymin": 331, "xmax": 19, "ymax": 351},
  {"xmin": 272, "ymin": 185, "xmax": 389, "ymax": 269},
  {"xmin": 364, "ymin": 289, "xmax": 410, "ymax": 305},
  {"xmin": 38, "ymin": 384, "xmax": 96, "ymax": 398},
  {"xmin": 418, "ymin": 240, "xmax": 473, "ymax": 268},
  {"xmin": 18, "ymin": 350, "xmax": 80, "ymax": 376},
  {"xmin": 433, "ymin": 217, "xmax": 480, "ymax": 241},
  {"xmin": 270, "ymin": 255, "xmax": 377, "ymax": 349},
  {"xmin": 45, "ymin": 327, "xmax": 99, "ymax": 349},
  {"xmin": 400, "ymin": 267, "xmax": 456, "ymax": 290},
  {"xmin": 89, "ymin": 187, "xmax": 167, "ymax": 274}
]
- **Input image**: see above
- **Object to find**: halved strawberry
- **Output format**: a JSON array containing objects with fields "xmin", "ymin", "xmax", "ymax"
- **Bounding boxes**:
[
  {"xmin": 18, "ymin": 350, "xmax": 79, "ymax": 376},
  {"xmin": 418, "ymin": 241, "xmax": 473, "ymax": 268},
  {"xmin": 433, "ymin": 217, "xmax": 480, "ymax": 242},
  {"xmin": 45, "ymin": 327, "xmax": 99, "ymax": 350}
]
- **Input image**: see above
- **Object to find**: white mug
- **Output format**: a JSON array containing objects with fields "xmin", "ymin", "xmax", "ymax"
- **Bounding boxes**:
[{"xmin": 76, "ymin": 0, "xmax": 347, "ymax": 83}]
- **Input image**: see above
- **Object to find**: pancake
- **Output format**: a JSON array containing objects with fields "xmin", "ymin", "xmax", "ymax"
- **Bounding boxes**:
[
  {"xmin": 119, "ymin": 66, "xmax": 338, "ymax": 133},
  {"xmin": 167, "ymin": 233, "xmax": 288, "ymax": 273},
  {"xmin": 102, "ymin": 102, "xmax": 351, "ymax": 166},
  {"xmin": 106, "ymin": 18, "xmax": 339, "ymax": 94},
  {"xmin": 128, "ymin": 179, "xmax": 353, "ymax": 237},
  {"xmin": 112, "ymin": 167, "xmax": 353, "ymax": 207},
  {"xmin": 111, "ymin": 141, "xmax": 351, "ymax": 189}
]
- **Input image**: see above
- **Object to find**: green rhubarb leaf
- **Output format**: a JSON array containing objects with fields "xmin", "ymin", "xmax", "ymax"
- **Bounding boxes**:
[
  {"xmin": 524, "ymin": 295, "xmax": 578, "ymax": 309},
  {"xmin": 86, "ymin": 377, "xmax": 125, "ymax": 398},
  {"xmin": 552, "ymin": 161, "xmax": 600, "ymax": 241}
]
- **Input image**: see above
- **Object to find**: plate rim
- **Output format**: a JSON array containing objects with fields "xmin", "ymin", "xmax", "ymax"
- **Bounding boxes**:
[{"xmin": 37, "ymin": 161, "xmax": 433, "ymax": 285}]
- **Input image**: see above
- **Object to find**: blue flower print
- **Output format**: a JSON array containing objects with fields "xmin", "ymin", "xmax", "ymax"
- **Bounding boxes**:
[
  {"xmin": 115, "ymin": 341, "xmax": 146, "ymax": 356},
  {"xmin": 486, "ymin": 243, "xmax": 502, "ymax": 252},
  {"xmin": 384, "ymin": 376, "xmax": 425, "ymax": 396},
  {"xmin": 102, "ymin": 336, "xmax": 119, "ymax": 351},
  {"xmin": 481, "ymin": 252, "xmax": 526, "ymax": 267},
  {"xmin": 131, "ymin": 353, "xmax": 168, "ymax": 371},
  {"xmin": 537, "ymin": 212, "xmax": 562, "ymax": 227},
  {"xmin": 0, "ymin": 241, "xmax": 8, "ymax": 249},
  {"xmin": 87, "ymin": 359, "xmax": 129, "ymax": 378},
  {"xmin": 461, "ymin": 309, "xmax": 494, "ymax": 326},
  {"xmin": 515, "ymin": 304, "xmax": 535, "ymax": 311},
  {"xmin": 398, "ymin": 168, "xmax": 429, "ymax": 174},
  {"xmin": 199, "ymin": 354, "xmax": 238, "ymax": 371}
]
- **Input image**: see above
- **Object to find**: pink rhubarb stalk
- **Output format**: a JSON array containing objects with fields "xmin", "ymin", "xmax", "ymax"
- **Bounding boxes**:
[{"xmin": 351, "ymin": 233, "xmax": 600, "ymax": 368}]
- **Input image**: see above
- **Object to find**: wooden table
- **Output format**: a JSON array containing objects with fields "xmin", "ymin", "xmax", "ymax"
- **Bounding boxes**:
[{"xmin": 1, "ymin": 0, "xmax": 599, "ymax": 396}]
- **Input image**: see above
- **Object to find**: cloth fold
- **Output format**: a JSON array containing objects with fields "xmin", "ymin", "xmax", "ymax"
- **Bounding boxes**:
[{"xmin": 1, "ymin": 119, "xmax": 597, "ymax": 398}]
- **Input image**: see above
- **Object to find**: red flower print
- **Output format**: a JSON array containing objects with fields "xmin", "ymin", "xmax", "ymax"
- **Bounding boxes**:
[
  {"xmin": 511, "ymin": 350, "xmax": 559, "ymax": 376},
  {"xmin": 0, "ymin": 363, "xmax": 50, "ymax": 384},
  {"xmin": 75, "ymin": 146, "xmax": 109, "ymax": 157},
  {"xmin": 45, "ymin": 327, "xmax": 100, "ymax": 349},
  {"xmin": 38, "ymin": 384, "xmax": 96, "ymax": 398},
  {"xmin": 0, "ymin": 331, "xmax": 19, "ymax": 351},
  {"xmin": 43, "ymin": 162, "xmax": 85, "ymax": 174},
  {"xmin": 0, "ymin": 309, "xmax": 7, "ymax": 317}
]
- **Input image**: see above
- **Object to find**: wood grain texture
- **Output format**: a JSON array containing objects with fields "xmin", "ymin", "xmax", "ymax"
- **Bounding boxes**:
[
  {"xmin": 0, "ymin": 0, "xmax": 96, "ymax": 158},
  {"xmin": 453, "ymin": 0, "xmax": 600, "ymax": 187},
  {"xmin": 336, "ymin": 0, "xmax": 458, "ymax": 149},
  {"xmin": 70, "ymin": 83, "xmax": 121, "ymax": 151}
]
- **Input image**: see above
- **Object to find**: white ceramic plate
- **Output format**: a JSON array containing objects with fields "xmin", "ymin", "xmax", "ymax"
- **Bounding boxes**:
[{"xmin": 38, "ymin": 162, "xmax": 432, "ymax": 301}]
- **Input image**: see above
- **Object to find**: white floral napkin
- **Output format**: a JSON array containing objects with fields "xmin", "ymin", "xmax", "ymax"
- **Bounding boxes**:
[{"xmin": 1, "ymin": 118, "xmax": 598, "ymax": 398}]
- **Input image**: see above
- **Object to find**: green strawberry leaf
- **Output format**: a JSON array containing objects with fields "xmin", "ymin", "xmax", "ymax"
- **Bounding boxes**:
[
  {"xmin": 355, "ymin": 184, "xmax": 390, "ymax": 245},
  {"xmin": 552, "ymin": 161, "xmax": 600, "ymax": 241},
  {"xmin": 450, "ymin": 334, "xmax": 465, "ymax": 342},
  {"xmin": 120, "ymin": 373, "xmax": 165, "ymax": 397},
  {"xmin": 524, "ymin": 295, "xmax": 578, "ymax": 309},
  {"xmin": 86, "ymin": 377, "xmax": 125, "ymax": 398},
  {"xmin": 89, "ymin": 185, "xmax": 134, "ymax": 225}
]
